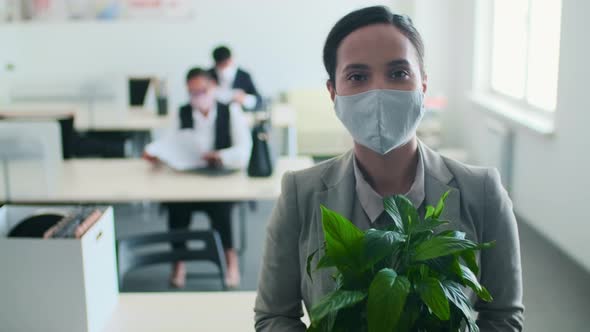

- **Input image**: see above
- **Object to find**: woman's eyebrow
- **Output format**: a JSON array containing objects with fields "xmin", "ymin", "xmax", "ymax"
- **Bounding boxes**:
[
  {"xmin": 342, "ymin": 63, "xmax": 370, "ymax": 72},
  {"xmin": 387, "ymin": 59, "xmax": 411, "ymax": 67}
]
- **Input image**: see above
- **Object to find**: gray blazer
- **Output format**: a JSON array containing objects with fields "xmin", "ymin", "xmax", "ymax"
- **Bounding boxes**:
[{"xmin": 254, "ymin": 143, "xmax": 524, "ymax": 331}]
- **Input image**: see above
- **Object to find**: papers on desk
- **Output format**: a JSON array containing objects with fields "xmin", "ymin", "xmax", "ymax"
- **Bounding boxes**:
[{"xmin": 145, "ymin": 130, "xmax": 207, "ymax": 170}]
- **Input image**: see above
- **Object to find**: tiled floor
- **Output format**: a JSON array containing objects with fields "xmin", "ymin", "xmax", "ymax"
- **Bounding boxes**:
[
  {"xmin": 114, "ymin": 203, "xmax": 590, "ymax": 331},
  {"xmin": 517, "ymin": 219, "xmax": 590, "ymax": 331}
]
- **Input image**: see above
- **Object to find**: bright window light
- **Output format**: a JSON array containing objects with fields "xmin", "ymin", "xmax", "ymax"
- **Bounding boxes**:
[{"xmin": 490, "ymin": 0, "xmax": 562, "ymax": 111}]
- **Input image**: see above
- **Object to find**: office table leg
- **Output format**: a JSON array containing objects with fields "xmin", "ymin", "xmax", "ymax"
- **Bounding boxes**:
[
  {"xmin": 1, "ymin": 158, "xmax": 10, "ymax": 202},
  {"xmin": 236, "ymin": 202, "xmax": 248, "ymax": 275}
]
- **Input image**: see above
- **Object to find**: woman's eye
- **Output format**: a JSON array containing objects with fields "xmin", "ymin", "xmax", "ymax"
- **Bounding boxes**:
[
  {"xmin": 347, "ymin": 73, "xmax": 367, "ymax": 81},
  {"xmin": 391, "ymin": 70, "xmax": 410, "ymax": 79}
]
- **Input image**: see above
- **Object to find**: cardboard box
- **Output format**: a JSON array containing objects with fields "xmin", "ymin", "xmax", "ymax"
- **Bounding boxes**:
[{"xmin": 0, "ymin": 205, "xmax": 118, "ymax": 332}]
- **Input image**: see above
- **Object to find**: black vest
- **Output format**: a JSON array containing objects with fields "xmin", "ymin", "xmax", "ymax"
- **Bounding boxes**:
[{"xmin": 178, "ymin": 102, "xmax": 232, "ymax": 150}]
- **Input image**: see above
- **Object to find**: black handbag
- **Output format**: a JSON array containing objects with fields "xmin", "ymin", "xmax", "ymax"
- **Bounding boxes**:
[{"xmin": 248, "ymin": 120, "xmax": 273, "ymax": 177}]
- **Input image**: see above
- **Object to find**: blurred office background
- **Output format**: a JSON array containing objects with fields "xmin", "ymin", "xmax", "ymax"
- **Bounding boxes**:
[{"xmin": 1, "ymin": 0, "xmax": 588, "ymax": 331}]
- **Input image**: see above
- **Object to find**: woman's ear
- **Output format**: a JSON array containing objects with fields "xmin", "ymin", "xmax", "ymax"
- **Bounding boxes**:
[
  {"xmin": 421, "ymin": 73, "xmax": 428, "ymax": 94},
  {"xmin": 326, "ymin": 80, "xmax": 336, "ymax": 102}
]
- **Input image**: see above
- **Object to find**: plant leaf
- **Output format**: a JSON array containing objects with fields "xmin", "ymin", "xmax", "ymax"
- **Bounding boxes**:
[
  {"xmin": 395, "ymin": 195, "xmax": 420, "ymax": 233},
  {"xmin": 306, "ymin": 247, "xmax": 320, "ymax": 281},
  {"xmin": 419, "ymin": 264, "xmax": 430, "ymax": 279},
  {"xmin": 367, "ymin": 268, "xmax": 410, "ymax": 332},
  {"xmin": 309, "ymin": 289, "xmax": 367, "ymax": 327},
  {"xmin": 478, "ymin": 241, "xmax": 497, "ymax": 250},
  {"xmin": 461, "ymin": 249, "xmax": 479, "ymax": 275},
  {"xmin": 395, "ymin": 294, "xmax": 421, "ymax": 332},
  {"xmin": 306, "ymin": 310, "xmax": 336, "ymax": 332},
  {"xmin": 383, "ymin": 196, "xmax": 405, "ymax": 231},
  {"xmin": 438, "ymin": 230, "xmax": 466, "ymax": 239},
  {"xmin": 408, "ymin": 230, "xmax": 434, "ymax": 250},
  {"xmin": 320, "ymin": 205, "xmax": 364, "ymax": 268},
  {"xmin": 316, "ymin": 255, "xmax": 336, "ymax": 270},
  {"xmin": 363, "ymin": 228, "xmax": 406, "ymax": 268},
  {"xmin": 383, "ymin": 195, "xmax": 420, "ymax": 233},
  {"xmin": 459, "ymin": 265, "xmax": 493, "ymax": 302},
  {"xmin": 425, "ymin": 205, "xmax": 436, "ymax": 219},
  {"xmin": 441, "ymin": 280, "xmax": 480, "ymax": 332},
  {"xmin": 411, "ymin": 219, "xmax": 449, "ymax": 235},
  {"xmin": 448, "ymin": 305, "xmax": 464, "ymax": 332},
  {"xmin": 333, "ymin": 272, "xmax": 344, "ymax": 289},
  {"xmin": 416, "ymin": 277, "xmax": 451, "ymax": 321},
  {"xmin": 413, "ymin": 236, "xmax": 480, "ymax": 262},
  {"xmin": 426, "ymin": 255, "xmax": 462, "ymax": 281},
  {"xmin": 433, "ymin": 190, "xmax": 450, "ymax": 219}
]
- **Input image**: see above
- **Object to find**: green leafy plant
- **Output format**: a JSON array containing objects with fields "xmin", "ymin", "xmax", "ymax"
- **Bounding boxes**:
[{"xmin": 306, "ymin": 192, "xmax": 495, "ymax": 332}]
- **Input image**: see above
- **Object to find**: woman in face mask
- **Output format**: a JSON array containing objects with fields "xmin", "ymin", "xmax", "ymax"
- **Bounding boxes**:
[{"xmin": 254, "ymin": 6, "xmax": 524, "ymax": 331}]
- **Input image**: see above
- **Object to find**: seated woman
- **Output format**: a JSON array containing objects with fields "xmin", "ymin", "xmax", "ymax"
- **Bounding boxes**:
[
  {"xmin": 254, "ymin": 6, "xmax": 524, "ymax": 331},
  {"xmin": 144, "ymin": 68, "xmax": 252, "ymax": 288}
]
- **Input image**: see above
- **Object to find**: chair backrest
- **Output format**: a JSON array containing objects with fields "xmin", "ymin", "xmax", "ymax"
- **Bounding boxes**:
[
  {"xmin": 0, "ymin": 120, "xmax": 63, "ymax": 201},
  {"xmin": 0, "ymin": 112, "xmax": 75, "ymax": 159},
  {"xmin": 286, "ymin": 88, "xmax": 353, "ymax": 156},
  {"xmin": 116, "ymin": 230, "xmax": 227, "ymax": 290}
]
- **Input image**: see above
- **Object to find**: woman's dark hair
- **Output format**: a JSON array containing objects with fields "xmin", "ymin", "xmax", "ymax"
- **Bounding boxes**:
[
  {"xmin": 186, "ymin": 67, "xmax": 214, "ymax": 82},
  {"xmin": 323, "ymin": 6, "xmax": 425, "ymax": 85},
  {"xmin": 212, "ymin": 46, "xmax": 232, "ymax": 64}
]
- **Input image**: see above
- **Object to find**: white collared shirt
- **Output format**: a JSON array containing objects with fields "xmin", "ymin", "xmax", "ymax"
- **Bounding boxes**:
[
  {"xmin": 353, "ymin": 146, "xmax": 426, "ymax": 224},
  {"xmin": 151, "ymin": 102, "xmax": 251, "ymax": 170},
  {"xmin": 190, "ymin": 103, "xmax": 252, "ymax": 169}
]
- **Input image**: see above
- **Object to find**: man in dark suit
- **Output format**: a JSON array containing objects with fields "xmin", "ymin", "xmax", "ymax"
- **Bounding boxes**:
[{"xmin": 208, "ymin": 45, "xmax": 262, "ymax": 111}]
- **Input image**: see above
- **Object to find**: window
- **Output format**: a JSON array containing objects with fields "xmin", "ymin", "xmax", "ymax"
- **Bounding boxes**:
[{"xmin": 490, "ymin": 0, "xmax": 562, "ymax": 111}]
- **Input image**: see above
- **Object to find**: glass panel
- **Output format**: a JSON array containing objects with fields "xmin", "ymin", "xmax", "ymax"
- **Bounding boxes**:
[
  {"xmin": 490, "ymin": 0, "xmax": 529, "ymax": 99},
  {"xmin": 526, "ymin": 0, "xmax": 562, "ymax": 111}
]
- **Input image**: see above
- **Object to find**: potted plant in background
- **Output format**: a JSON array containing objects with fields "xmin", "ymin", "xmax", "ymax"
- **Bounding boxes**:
[{"xmin": 306, "ymin": 192, "xmax": 494, "ymax": 332}]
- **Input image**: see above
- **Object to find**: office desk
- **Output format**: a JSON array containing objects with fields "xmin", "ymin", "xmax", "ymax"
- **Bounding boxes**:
[
  {"xmin": 104, "ymin": 292, "xmax": 310, "ymax": 332},
  {"xmin": 0, "ymin": 104, "xmax": 294, "ymax": 132},
  {"xmin": 1, "ymin": 104, "xmax": 297, "ymax": 156},
  {"xmin": 5, "ymin": 157, "xmax": 313, "ymax": 203},
  {"xmin": 74, "ymin": 108, "xmax": 172, "ymax": 132},
  {"xmin": 0, "ymin": 104, "xmax": 170, "ymax": 132},
  {"xmin": 4, "ymin": 157, "xmax": 313, "ymax": 255}
]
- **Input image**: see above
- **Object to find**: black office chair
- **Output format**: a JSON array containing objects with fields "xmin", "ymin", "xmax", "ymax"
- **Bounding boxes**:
[{"xmin": 117, "ymin": 230, "xmax": 227, "ymax": 291}]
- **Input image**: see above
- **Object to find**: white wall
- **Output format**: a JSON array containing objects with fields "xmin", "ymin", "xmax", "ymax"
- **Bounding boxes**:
[
  {"xmin": 507, "ymin": 0, "xmax": 590, "ymax": 271},
  {"xmin": 0, "ymin": 0, "xmax": 390, "ymax": 109},
  {"xmin": 411, "ymin": 0, "xmax": 590, "ymax": 271}
]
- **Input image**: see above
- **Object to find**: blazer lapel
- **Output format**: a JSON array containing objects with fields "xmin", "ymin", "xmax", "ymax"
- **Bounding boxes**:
[
  {"xmin": 316, "ymin": 151, "xmax": 356, "ymax": 222},
  {"xmin": 309, "ymin": 151, "xmax": 356, "ymax": 296},
  {"xmin": 420, "ymin": 142, "xmax": 461, "ymax": 231}
]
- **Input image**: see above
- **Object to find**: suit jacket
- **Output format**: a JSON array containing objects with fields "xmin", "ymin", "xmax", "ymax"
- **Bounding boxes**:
[
  {"xmin": 208, "ymin": 68, "xmax": 262, "ymax": 110},
  {"xmin": 254, "ymin": 142, "xmax": 524, "ymax": 331}
]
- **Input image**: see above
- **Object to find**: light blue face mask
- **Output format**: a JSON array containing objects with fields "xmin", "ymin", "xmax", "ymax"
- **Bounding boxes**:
[{"xmin": 334, "ymin": 89, "xmax": 425, "ymax": 155}]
